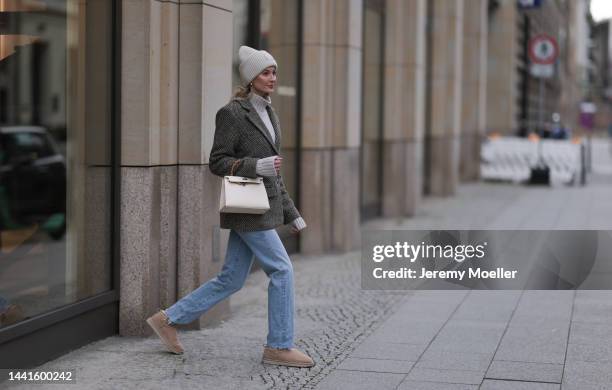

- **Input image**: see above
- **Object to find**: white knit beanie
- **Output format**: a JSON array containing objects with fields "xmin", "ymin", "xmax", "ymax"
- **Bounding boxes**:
[{"xmin": 238, "ymin": 45, "xmax": 278, "ymax": 86}]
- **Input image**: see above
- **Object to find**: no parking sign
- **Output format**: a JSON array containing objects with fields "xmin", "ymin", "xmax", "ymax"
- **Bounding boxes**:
[{"xmin": 529, "ymin": 34, "xmax": 558, "ymax": 78}]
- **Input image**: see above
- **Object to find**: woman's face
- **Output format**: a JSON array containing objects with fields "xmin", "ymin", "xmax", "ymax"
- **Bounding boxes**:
[{"xmin": 251, "ymin": 66, "xmax": 277, "ymax": 96}]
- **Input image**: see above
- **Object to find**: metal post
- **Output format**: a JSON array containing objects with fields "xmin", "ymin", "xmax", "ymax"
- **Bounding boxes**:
[
  {"xmin": 580, "ymin": 142, "xmax": 587, "ymax": 186},
  {"xmin": 587, "ymin": 132, "xmax": 592, "ymax": 173},
  {"xmin": 537, "ymin": 77, "xmax": 544, "ymax": 165}
]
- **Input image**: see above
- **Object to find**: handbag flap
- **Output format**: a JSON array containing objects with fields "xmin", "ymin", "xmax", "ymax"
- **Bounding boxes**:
[{"xmin": 225, "ymin": 176, "xmax": 263, "ymax": 184}]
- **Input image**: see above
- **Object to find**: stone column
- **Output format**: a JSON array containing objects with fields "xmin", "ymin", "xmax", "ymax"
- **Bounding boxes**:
[
  {"xmin": 486, "ymin": 0, "xmax": 519, "ymax": 135},
  {"xmin": 120, "ymin": 0, "xmax": 233, "ymax": 336},
  {"xmin": 382, "ymin": 0, "xmax": 427, "ymax": 216},
  {"xmin": 300, "ymin": 0, "xmax": 363, "ymax": 254},
  {"xmin": 176, "ymin": 0, "xmax": 233, "ymax": 329},
  {"xmin": 460, "ymin": 0, "xmax": 488, "ymax": 182},
  {"xmin": 426, "ymin": 0, "xmax": 464, "ymax": 196},
  {"xmin": 120, "ymin": 0, "xmax": 179, "ymax": 336}
]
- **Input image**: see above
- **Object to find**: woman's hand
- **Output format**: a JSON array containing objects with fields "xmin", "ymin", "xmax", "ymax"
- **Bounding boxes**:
[
  {"xmin": 274, "ymin": 156, "xmax": 282, "ymax": 175},
  {"xmin": 289, "ymin": 217, "xmax": 307, "ymax": 235}
]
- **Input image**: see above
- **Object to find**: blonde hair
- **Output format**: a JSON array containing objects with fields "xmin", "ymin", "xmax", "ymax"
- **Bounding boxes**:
[{"xmin": 232, "ymin": 84, "xmax": 251, "ymax": 99}]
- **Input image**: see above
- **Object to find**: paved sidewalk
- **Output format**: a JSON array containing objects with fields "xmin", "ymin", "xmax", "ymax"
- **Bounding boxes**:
[
  {"xmin": 315, "ymin": 140, "xmax": 612, "ymax": 389},
  {"xmin": 4, "ymin": 251, "xmax": 409, "ymax": 390},
  {"xmin": 317, "ymin": 289, "xmax": 612, "ymax": 390},
  {"xmin": 5, "ymin": 140, "xmax": 612, "ymax": 389}
]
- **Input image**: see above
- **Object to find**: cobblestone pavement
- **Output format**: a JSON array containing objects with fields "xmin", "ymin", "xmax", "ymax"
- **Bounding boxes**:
[{"xmin": 5, "ymin": 251, "xmax": 410, "ymax": 390}]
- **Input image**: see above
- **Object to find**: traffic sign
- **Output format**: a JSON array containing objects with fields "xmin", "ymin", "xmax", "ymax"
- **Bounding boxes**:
[
  {"xmin": 528, "ymin": 34, "xmax": 558, "ymax": 65},
  {"xmin": 530, "ymin": 63, "xmax": 553, "ymax": 78}
]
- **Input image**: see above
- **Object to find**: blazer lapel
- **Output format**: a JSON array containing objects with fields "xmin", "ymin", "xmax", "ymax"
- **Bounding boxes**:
[
  {"xmin": 239, "ymin": 99, "xmax": 280, "ymax": 155},
  {"xmin": 268, "ymin": 106, "xmax": 282, "ymax": 150}
]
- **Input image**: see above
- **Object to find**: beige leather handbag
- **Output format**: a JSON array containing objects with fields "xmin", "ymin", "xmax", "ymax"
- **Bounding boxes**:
[{"xmin": 219, "ymin": 160, "xmax": 270, "ymax": 214}]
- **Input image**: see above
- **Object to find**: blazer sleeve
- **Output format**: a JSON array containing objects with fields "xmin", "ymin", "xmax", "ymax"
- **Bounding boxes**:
[
  {"xmin": 208, "ymin": 105, "xmax": 258, "ymax": 178},
  {"xmin": 278, "ymin": 174, "xmax": 301, "ymax": 224}
]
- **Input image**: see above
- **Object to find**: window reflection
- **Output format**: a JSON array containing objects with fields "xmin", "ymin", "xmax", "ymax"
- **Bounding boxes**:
[{"xmin": 0, "ymin": 0, "xmax": 113, "ymax": 329}]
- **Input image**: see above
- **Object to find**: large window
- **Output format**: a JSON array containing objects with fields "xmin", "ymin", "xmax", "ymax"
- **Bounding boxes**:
[{"xmin": 0, "ymin": 0, "xmax": 114, "ymax": 329}]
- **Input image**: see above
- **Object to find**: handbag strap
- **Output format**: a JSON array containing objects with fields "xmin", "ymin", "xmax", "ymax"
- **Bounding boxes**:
[{"xmin": 230, "ymin": 159, "xmax": 241, "ymax": 176}]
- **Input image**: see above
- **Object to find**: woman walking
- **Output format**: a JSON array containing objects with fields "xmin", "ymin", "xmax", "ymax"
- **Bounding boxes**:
[{"xmin": 146, "ymin": 46, "xmax": 314, "ymax": 368}]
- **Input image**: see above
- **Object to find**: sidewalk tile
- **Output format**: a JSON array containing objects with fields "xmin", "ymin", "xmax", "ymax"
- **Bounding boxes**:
[
  {"xmin": 572, "ymin": 300, "xmax": 612, "ymax": 324},
  {"xmin": 406, "ymin": 367, "xmax": 485, "ymax": 385},
  {"xmin": 427, "ymin": 323, "xmax": 504, "ymax": 355},
  {"xmin": 562, "ymin": 360, "xmax": 612, "ymax": 390},
  {"xmin": 494, "ymin": 325, "xmax": 569, "ymax": 364},
  {"xmin": 351, "ymin": 341, "xmax": 427, "ymax": 361},
  {"xmin": 480, "ymin": 379, "xmax": 560, "ymax": 390},
  {"xmin": 569, "ymin": 321, "xmax": 612, "ymax": 345},
  {"xmin": 315, "ymin": 370, "xmax": 405, "ymax": 390},
  {"xmin": 566, "ymin": 342, "xmax": 612, "ymax": 363},
  {"xmin": 336, "ymin": 357, "xmax": 414, "ymax": 373},
  {"xmin": 415, "ymin": 350, "xmax": 493, "ymax": 371},
  {"xmin": 366, "ymin": 322, "xmax": 442, "ymax": 345},
  {"xmin": 486, "ymin": 361, "xmax": 563, "ymax": 383},
  {"xmin": 397, "ymin": 381, "xmax": 478, "ymax": 390}
]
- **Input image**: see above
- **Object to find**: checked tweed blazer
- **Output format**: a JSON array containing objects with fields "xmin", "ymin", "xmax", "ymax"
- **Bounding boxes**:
[{"xmin": 209, "ymin": 96, "xmax": 301, "ymax": 231}]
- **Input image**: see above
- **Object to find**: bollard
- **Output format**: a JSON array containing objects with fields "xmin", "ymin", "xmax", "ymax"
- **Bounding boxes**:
[{"xmin": 580, "ymin": 142, "xmax": 586, "ymax": 186}]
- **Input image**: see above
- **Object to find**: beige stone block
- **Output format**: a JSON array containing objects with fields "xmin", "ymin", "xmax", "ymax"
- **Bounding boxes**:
[
  {"xmin": 413, "ymin": 73, "xmax": 426, "ymax": 140},
  {"xmin": 331, "ymin": 46, "xmax": 349, "ymax": 147},
  {"xmin": 401, "ymin": 0, "xmax": 420, "ymax": 66},
  {"xmin": 430, "ymin": 33, "xmax": 453, "ymax": 79},
  {"xmin": 268, "ymin": 0, "xmax": 299, "ymax": 47},
  {"xmin": 348, "ymin": 0, "xmax": 363, "ymax": 48},
  {"xmin": 462, "ymin": 37, "xmax": 482, "ymax": 83},
  {"xmin": 332, "ymin": 0, "xmax": 363, "ymax": 48},
  {"xmin": 178, "ymin": 3, "xmax": 204, "ymax": 164},
  {"xmin": 400, "ymin": 66, "xmax": 416, "ymax": 139},
  {"xmin": 302, "ymin": 45, "xmax": 333, "ymax": 148},
  {"xmin": 382, "ymin": 141, "xmax": 406, "ymax": 217},
  {"xmin": 122, "ymin": 0, "xmax": 151, "ymax": 166},
  {"xmin": 202, "ymin": 5, "xmax": 233, "ymax": 163},
  {"xmin": 331, "ymin": 148, "xmax": 361, "ymax": 251},
  {"xmin": 463, "ymin": 0, "xmax": 481, "ymax": 36},
  {"xmin": 147, "ymin": 0, "xmax": 163, "ymax": 165},
  {"xmin": 404, "ymin": 140, "xmax": 423, "ymax": 216},
  {"xmin": 427, "ymin": 135, "xmax": 460, "ymax": 196},
  {"xmin": 384, "ymin": 0, "xmax": 403, "ymax": 66},
  {"xmin": 383, "ymin": 65, "xmax": 403, "ymax": 141},
  {"xmin": 346, "ymin": 47, "xmax": 362, "ymax": 148},
  {"xmin": 121, "ymin": 0, "xmax": 179, "ymax": 166},
  {"xmin": 430, "ymin": 77, "xmax": 456, "ymax": 137},
  {"xmin": 156, "ymin": 1, "xmax": 179, "ymax": 165},
  {"xmin": 303, "ymin": 0, "xmax": 334, "ymax": 46},
  {"xmin": 459, "ymin": 132, "xmax": 481, "ymax": 182},
  {"xmin": 300, "ymin": 149, "xmax": 333, "ymax": 254}
]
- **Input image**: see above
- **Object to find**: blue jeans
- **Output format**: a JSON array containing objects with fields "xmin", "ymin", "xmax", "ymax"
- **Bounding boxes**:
[{"xmin": 165, "ymin": 229, "xmax": 294, "ymax": 349}]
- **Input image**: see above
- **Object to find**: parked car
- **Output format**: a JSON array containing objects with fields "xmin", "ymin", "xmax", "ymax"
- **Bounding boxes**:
[{"xmin": 0, "ymin": 126, "xmax": 66, "ymax": 240}]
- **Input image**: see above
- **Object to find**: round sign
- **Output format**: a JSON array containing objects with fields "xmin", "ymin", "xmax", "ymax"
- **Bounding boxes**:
[{"xmin": 529, "ymin": 34, "xmax": 558, "ymax": 65}]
